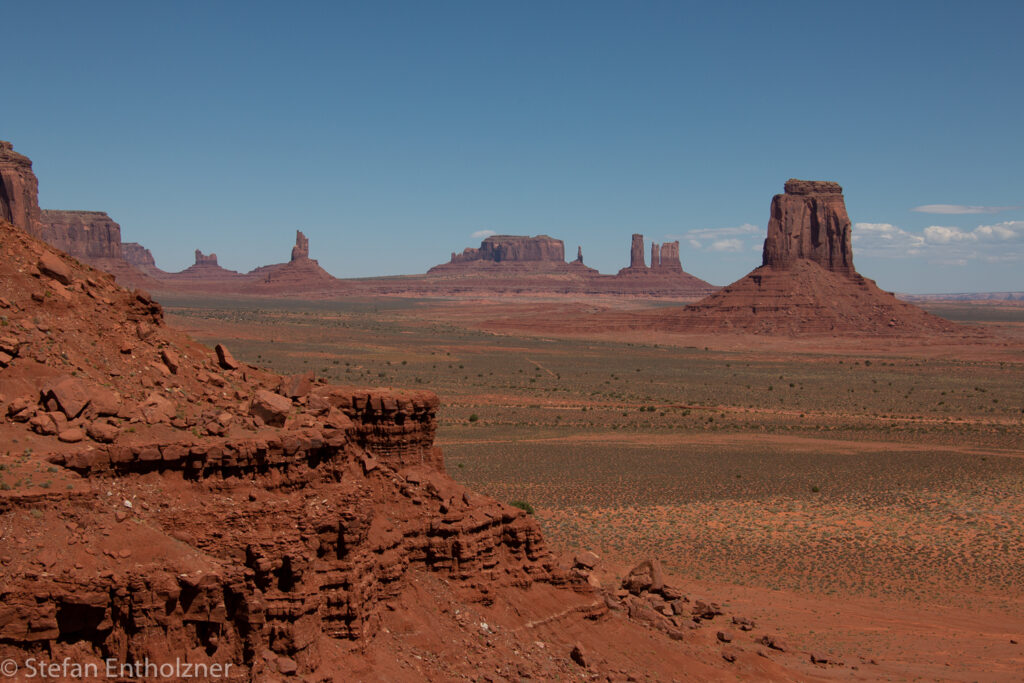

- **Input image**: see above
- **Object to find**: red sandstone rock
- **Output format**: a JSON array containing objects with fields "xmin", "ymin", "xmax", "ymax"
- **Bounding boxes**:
[
  {"xmin": 762, "ymin": 179, "xmax": 853, "ymax": 274},
  {"xmin": 39, "ymin": 210, "xmax": 124, "ymax": 260},
  {"xmin": 658, "ymin": 241, "xmax": 682, "ymax": 272},
  {"xmin": 0, "ymin": 141, "xmax": 42, "ymax": 235},
  {"xmin": 139, "ymin": 392, "xmax": 176, "ymax": 424},
  {"xmin": 122, "ymin": 242, "xmax": 156, "ymax": 268},
  {"xmin": 629, "ymin": 233, "xmax": 645, "ymax": 269},
  {"xmin": 623, "ymin": 558, "xmax": 665, "ymax": 595},
  {"xmin": 41, "ymin": 377, "xmax": 92, "ymax": 419},
  {"xmin": 291, "ymin": 230, "xmax": 310, "ymax": 261},
  {"xmin": 250, "ymin": 389, "xmax": 292, "ymax": 426},
  {"xmin": 37, "ymin": 252, "xmax": 73, "ymax": 285},
  {"xmin": 194, "ymin": 249, "xmax": 219, "ymax": 266},
  {"xmin": 215, "ymin": 343, "xmax": 240, "ymax": 370},
  {"xmin": 444, "ymin": 234, "xmax": 566, "ymax": 265}
]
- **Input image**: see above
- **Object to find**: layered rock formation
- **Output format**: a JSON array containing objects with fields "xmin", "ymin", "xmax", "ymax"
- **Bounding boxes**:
[
  {"xmin": 39, "ymin": 210, "xmax": 123, "ymax": 260},
  {"xmin": 194, "ymin": 249, "xmax": 219, "ymax": 266},
  {"xmin": 0, "ymin": 140, "xmax": 42, "ymax": 235},
  {"xmin": 442, "ymin": 234, "xmax": 566, "ymax": 267},
  {"xmin": 629, "ymin": 233, "xmax": 645, "ymax": 269},
  {"xmin": 0, "ymin": 218, "xmax": 559, "ymax": 677},
  {"xmin": 291, "ymin": 230, "xmax": 310, "ymax": 261},
  {"xmin": 762, "ymin": 179, "xmax": 853, "ymax": 274},
  {"xmin": 675, "ymin": 180, "xmax": 968, "ymax": 335},
  {"xmin": 618, "ymin": 234, "xmax": 686, "ymax": 276},
  {"xmin": 246, "ymin": 230, "xmax": 339, "ymax": 292},
  {"xmin": 122, "ymin": 242, "xmax": 156, "ymax": 269}
]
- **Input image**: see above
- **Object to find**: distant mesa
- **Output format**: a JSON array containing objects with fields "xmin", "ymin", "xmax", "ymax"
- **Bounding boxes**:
[
  {"xmin": 432, "ymin": 234, "xmax": 568, "ymax": 271},
  {"xmin": 194, "ymin": 249, "xmax": 219, "ymax": 267},
  {"xmin": 247, "ymin": 230, "xmax": 338, "ymax": 290},
  {"xmin": 618, "ymin": 234, "xmax": 685, "ymax": 276},
  {"xmin": 122, "ymin": 242, "xmax": 156, "ymax": 269},
  {"xmin": 679, "ymin": 179, "xmax": 967, "ymax": 336}
]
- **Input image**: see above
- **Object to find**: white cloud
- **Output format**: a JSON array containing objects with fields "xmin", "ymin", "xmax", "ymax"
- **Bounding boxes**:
[
  {"xmin": 912, "ymin": 204, "xmax": 1018, "ymax": 214},
  {"xmin": 676, "ymin": 223, "xmax": 760, "ymax": 253},
  {"xmin": 852, "ymin": 223, "xmax": 925, "ymax": 255},
  {"xmin": 709, "ymin": 238, "xmax": 743, "ymax": 252},
  {"xmin": 684, "ymin": 223, "xmax": 761, "ymax": 240},
  {"xmin": 470, "ymin": 229, "xmax": 497, "ymax": 239},
  {"xmin": 854, "ymin": 220, "xmax": 1024, "ymax": 263},
  {"xmin": 923, "ymin": 221, "xmax": 1022, "ymax": 244},
  {"xmin": 923, "ymin": 225, "xmax": 976, "ymax": 243}
]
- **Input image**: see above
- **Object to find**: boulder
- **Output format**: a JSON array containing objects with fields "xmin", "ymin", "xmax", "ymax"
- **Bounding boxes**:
[
  {"xmin": 622, "ymin": 558, "xmax": 664, "ymax": 595},
  {"xmin": 37, "ymin": 253, "xmax": 73, "ymax": 285},
  {"xmin": 282, "ymin": 371, "xmax": 314, "ymax": 399},
  {"xmin": 41, "ymin": 377, "xmax": 92, "ymax": 419},
  {"xmin": 87, "ymin": 420, "xmax": 120, "ymax": 443},
  {"xmin": 160, "ymin": 348, "xmax": 180, "ymax": 374},
  {"xmin": 250, "ymin": 390, "xmax": 292, "ymax": 427},
  {"xmin": 139, "ymin": 392, "xmax": 176, "ymax": 424},
  {"xmin": 215, "ymin": 344, "xmax": 240, "ymax": 370}
]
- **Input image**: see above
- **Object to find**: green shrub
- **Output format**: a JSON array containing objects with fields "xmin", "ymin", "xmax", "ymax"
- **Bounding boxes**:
[{"xmin": 510, "ymin": 500, "xmax": 535, "ymax": 515}]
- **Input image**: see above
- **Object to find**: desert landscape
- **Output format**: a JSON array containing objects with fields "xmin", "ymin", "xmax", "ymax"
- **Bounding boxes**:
[
  {"xmin": 3, "ymin": 4, "xmax": 1024, "ymax": 681},
  {"xmin": 4, "ymin": 131, "xmax": 1022, "ymax": 680}
]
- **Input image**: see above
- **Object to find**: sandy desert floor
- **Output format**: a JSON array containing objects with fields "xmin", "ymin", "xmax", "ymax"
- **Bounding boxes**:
[{"xmin": 164, "ymin": 294, "xmax": 1024, "ymax": 680}]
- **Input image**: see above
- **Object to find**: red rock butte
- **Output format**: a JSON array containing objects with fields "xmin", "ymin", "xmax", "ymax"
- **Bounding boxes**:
[
  {"xmin": 762, "ymin": 179, "xmax": 854, "ymax": 275},
  {"xmin": 675, "ymin": 179, "xmax": 972, "ymax": 336}
]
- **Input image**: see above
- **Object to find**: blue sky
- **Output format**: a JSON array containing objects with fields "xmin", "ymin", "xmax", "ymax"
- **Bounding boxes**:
[{"xmin": 3, "ymin": 1, "xmax": 1022, "ymax": 292}]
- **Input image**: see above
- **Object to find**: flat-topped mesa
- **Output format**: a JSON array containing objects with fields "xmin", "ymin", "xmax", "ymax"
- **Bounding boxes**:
[
  {"xmin": 0, "ymin": 140, "xmax": 43, "ymax": 235},
  {"xmin": 449, "ymin": 234, "xmax": 565, "ymax": 264},
  {"xmin": 762, "ymin": 178, "xmax": 854, "ymax": 274},
  {"xmin": 290, "ymin": 229, "xmax": 310, "ymax": 261},
  {"xmin": 39, "ymin": 210, "xmax": 123, "ymax": 260},
  {"xmin": 122, "ymin": 242, "xmax": 156, "ymax": 268},
  {"xmin": 194, "ymin": 249, "xmax": 219, "ymax": 266}
]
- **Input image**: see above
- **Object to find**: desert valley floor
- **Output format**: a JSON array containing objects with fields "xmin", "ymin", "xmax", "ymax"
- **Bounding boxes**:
[{"xmin": 162, "ymin": 293, "xmax": 1024, "ymax": 681}]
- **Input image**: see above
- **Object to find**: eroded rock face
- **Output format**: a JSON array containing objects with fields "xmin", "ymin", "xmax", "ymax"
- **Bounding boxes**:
[
  {"xmin": 449, "ymin": 235, "xmax": 565, "ymax": 264},
  {"xmin": 0, "ymin": 140, "xmax": 42, "ymax": 235},
  {"xmin": 194, "ymin": 250, "xmax": 218, "ymax": 266},
  {"xmin": 762, "ymin": 179, "xmax": 853, "ymax": 274},
  {"xmin": 291, "ymin": 230, "xmax": 310, "ymax": 261},
  {"xmin": 658, "ymin": 242, "xmax": 682, "ymax": 272},
  {"xmin": 630, "ymin": 234, "xmax": 645, "ymax": 269},
  {"xmin": 39, "ymin": 210, "xmax": 124, "ymax": 260},
  {"xmin": 0, "ymin": 218, "xmax": 560, "ymax": 678},
  {"xmin": 122, "ymin": 242, "xmax": 156, "ymax": 268}
]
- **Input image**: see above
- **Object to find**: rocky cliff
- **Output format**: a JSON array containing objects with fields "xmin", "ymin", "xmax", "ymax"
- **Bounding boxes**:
[
  {"xmin": 39, "ymin": 210, "xmax": 124, "ymax": 260},
  {"xmin": 762, "ymin": 179, "xmax": 853, "ymax": 274},
  {"xmin": 122, "ymin": 242, "xmax": 156, "ymax": 268},
  {"xmin": 0, "ymin": 219, "xmax": 558, "ymax": 678},
  {"xmin": 0, "ymin": 140, "xmax": 42, "ymax": 235}
]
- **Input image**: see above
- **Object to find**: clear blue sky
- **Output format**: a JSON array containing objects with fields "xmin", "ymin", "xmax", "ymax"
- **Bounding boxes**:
[{"xmin": 4, "ymin": 1, "xmax": 1022, "ymax": 293}]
